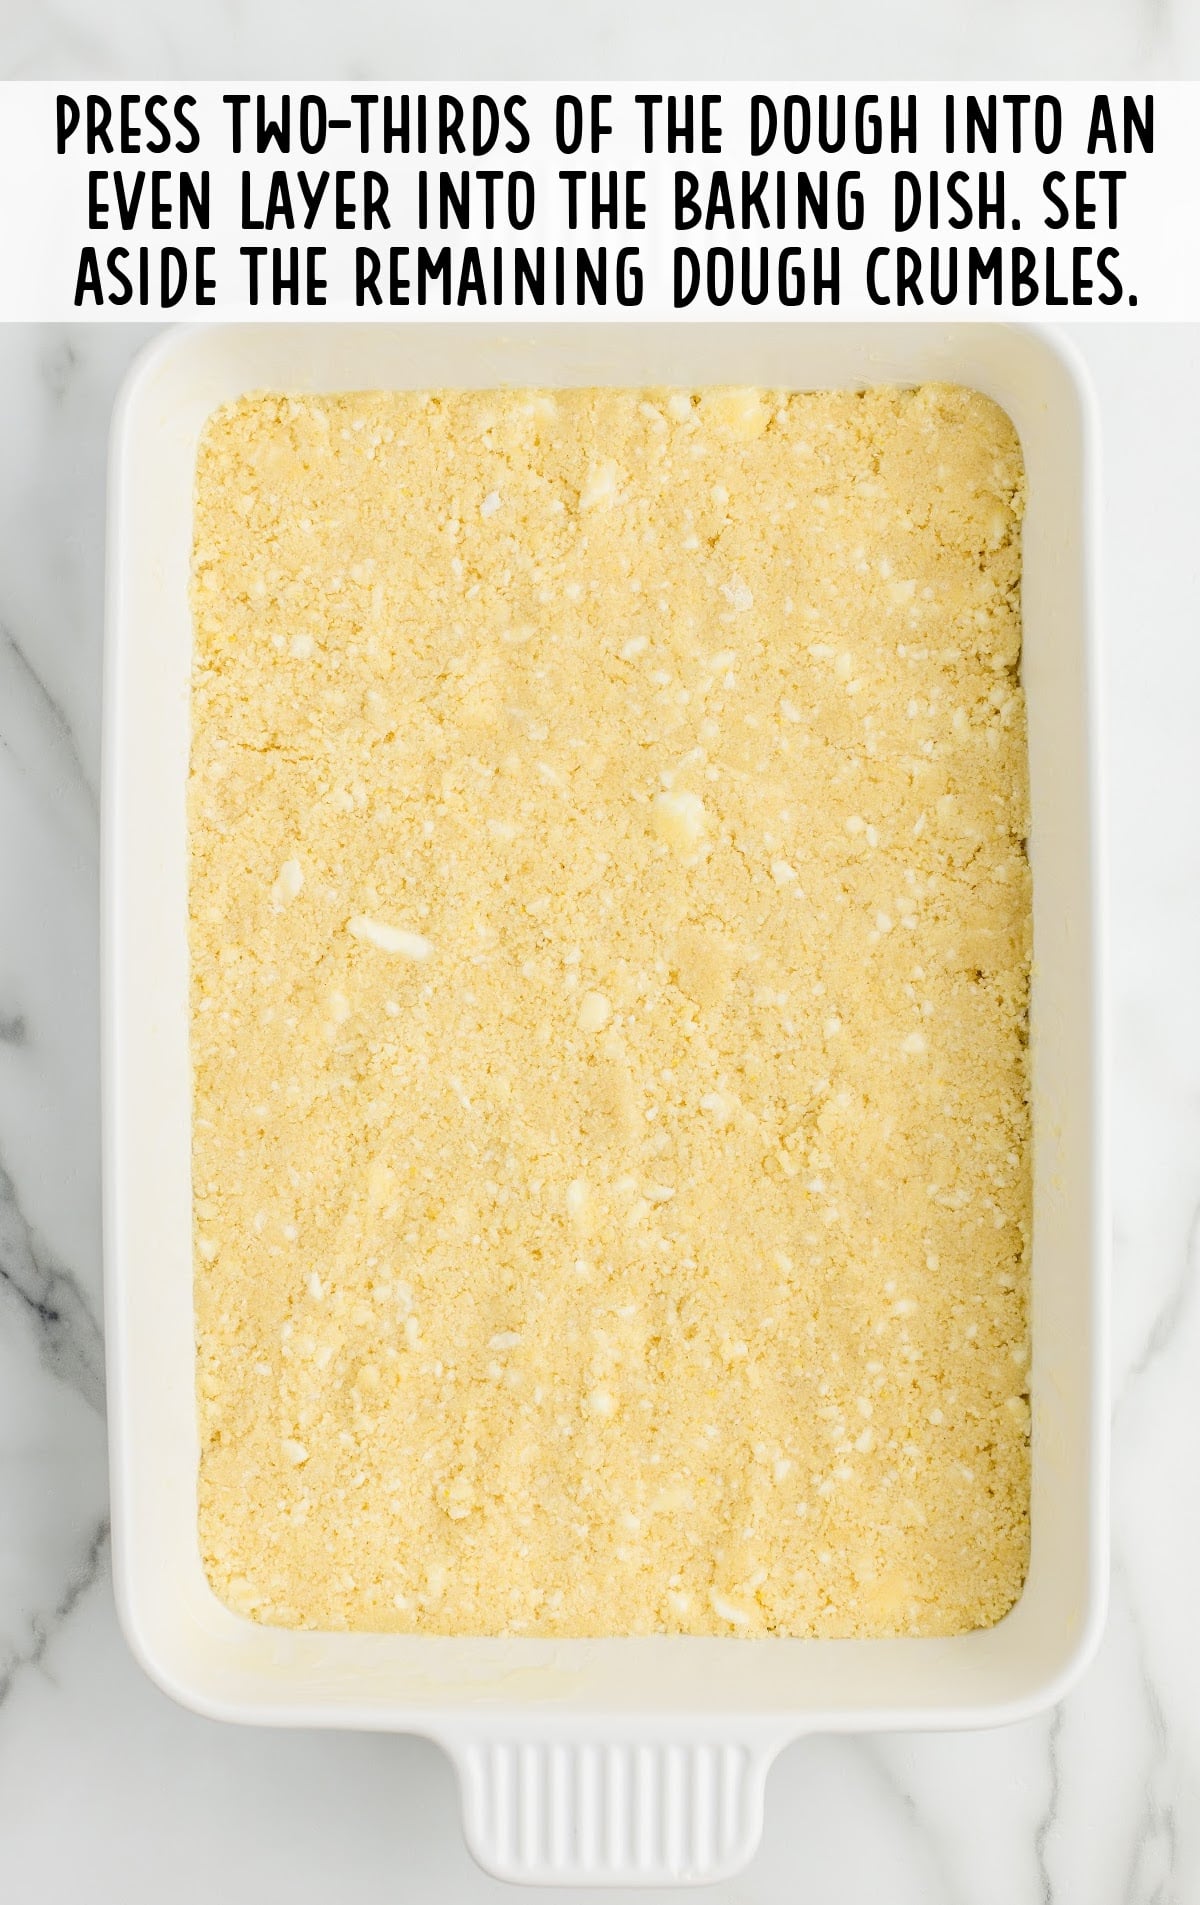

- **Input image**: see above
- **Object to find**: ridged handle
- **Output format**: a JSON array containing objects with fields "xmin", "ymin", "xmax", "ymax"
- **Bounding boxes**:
[{"xmin": 448, "ymin": 1735, "xmax": 773, "ymax": 1886}]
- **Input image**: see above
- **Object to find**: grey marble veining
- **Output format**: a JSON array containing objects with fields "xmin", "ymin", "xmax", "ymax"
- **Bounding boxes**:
[
  {"xmin": 0, "ymin": 1150, "xmax": 105, "ymax": 1412},
  {"xmin": 0, "ymin": 291, "xmax": 1199, "ymax": 1905}
]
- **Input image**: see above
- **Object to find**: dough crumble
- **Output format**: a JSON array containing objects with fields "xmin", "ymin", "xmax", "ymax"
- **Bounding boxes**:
[{"xmin": 191, "ymin": 381, "xmax": 1031, "ymax": 1638}]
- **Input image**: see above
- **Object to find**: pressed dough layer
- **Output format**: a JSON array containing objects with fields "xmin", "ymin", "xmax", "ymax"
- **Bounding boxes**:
[{"xmin": 191, "ymin": 382, "xmax": 1031, "ymax": 1638}]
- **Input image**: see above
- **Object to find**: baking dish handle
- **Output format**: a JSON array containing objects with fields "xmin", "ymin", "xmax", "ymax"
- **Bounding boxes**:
[{"xmin": 442, "ymin": 1729, "xmax": 781, "ymax": 1886}]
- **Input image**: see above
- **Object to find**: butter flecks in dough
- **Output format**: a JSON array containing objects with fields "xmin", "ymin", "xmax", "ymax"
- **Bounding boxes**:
[{"xmin": 191, "ymin": 382, "xmax": 1031, "ymax": 1639}]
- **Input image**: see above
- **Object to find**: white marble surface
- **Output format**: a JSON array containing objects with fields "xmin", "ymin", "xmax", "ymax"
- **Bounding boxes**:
[
  {"xmin": 3, "ymin": 0, "xmax": 1196, "ymax": 85},
  {"xmin": 2, "ymin": 314, "xmax": 1198, "ymax": 1904},
  {"xmin": 1, "ymin": 25, "xmax": 1200, "ymax": 1895}
]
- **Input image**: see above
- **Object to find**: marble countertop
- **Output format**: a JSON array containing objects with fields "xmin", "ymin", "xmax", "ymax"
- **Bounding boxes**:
[
  {"xmin": 3, "ymin": 0, "xmax": 1194, "ymax": 85},
  {"xmin": 0, "ymin": 168, "xmax": 1198, "ymax": 1896},
  {"xmin": 2, "ymin": 315, "xmax": 1198, "ymax": 1904}
]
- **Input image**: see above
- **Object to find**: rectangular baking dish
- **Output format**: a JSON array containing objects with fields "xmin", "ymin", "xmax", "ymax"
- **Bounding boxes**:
[{"xmin": 103, "ymin": 321, "xmax": 1106, "ymax": 1887}]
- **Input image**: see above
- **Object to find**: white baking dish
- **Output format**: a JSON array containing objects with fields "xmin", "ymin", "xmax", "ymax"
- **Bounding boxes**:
[{"xmin": 103, "ymin": 322, "xmax": 1106, "ymax": 1887}]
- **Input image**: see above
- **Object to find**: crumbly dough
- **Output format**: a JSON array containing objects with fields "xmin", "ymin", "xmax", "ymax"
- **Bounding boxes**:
[{"xmin": 191, "ymin": 381, "xmax": 1031, "ymax": 1639}]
